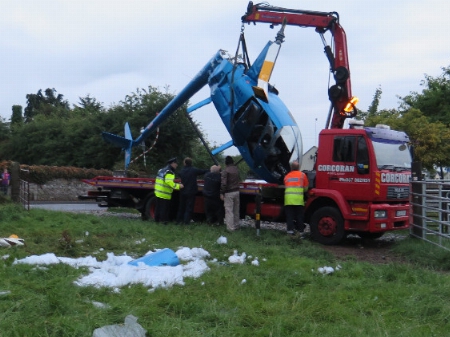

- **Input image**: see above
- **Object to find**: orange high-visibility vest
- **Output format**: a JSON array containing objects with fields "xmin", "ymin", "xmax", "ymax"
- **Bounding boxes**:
[{"xmin": 284, "ymin": 171, "xmax": 309, "ymax": 206}]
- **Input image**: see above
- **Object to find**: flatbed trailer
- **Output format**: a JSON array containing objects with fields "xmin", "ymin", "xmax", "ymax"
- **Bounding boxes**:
[{"xmin": 79, "ymin": 176, "xmax": 284, "ymax": 222}]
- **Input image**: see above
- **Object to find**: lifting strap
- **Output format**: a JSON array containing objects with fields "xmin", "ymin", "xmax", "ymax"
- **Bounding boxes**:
[{"xmin": 230, "ymin": 25, "xmax": 252, "ymax": 130}]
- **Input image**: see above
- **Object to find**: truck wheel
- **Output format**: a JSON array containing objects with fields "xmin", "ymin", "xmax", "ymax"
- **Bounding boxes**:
[
  {"xmin": 310, "ymin": 207, "xmax": 345, "ymax": 245},
  {"xmin": 142, "ymin": 196, "xmax": 157, "ymax": 221}
]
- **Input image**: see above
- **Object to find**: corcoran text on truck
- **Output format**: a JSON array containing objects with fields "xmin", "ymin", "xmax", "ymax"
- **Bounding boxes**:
[{"xmin": 80, "ymin": 2, "xmax": 412, "ymax": 245}]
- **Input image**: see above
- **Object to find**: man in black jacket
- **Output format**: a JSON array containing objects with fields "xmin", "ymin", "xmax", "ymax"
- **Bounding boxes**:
[
  {"xmin": 176, "ymin": 157, "xmax": 209, "ymax": 224},
  {"xmin": 202, "ymin": 165, "xmax": 224, "ymax": 225}
]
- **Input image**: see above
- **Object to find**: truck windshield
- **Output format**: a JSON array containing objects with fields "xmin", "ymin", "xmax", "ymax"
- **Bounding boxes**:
[{"xmin": 372, "ymin": 141, "xmax": 411, "ymax": 170}]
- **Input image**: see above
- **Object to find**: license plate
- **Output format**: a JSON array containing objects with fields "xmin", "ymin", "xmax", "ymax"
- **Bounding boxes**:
[{"xmin": 396, "ymin": 210, "xmax": 406, "ymax": 217}]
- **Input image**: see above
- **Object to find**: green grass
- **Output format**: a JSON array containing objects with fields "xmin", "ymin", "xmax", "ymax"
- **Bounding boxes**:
[{"xmin": 1, "ymin": 203, "xmax": 450, "ymax": 336}]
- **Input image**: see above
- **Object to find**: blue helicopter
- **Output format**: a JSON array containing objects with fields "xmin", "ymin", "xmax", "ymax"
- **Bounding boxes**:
[{"xmin": 102, "ymin": 21, "xmax": 302, "ymax": 184}]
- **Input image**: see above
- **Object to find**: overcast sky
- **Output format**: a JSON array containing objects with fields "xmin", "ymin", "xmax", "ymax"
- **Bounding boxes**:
[{"xmin": 2, "ymin": 0, "xmax": 449, "ymax": 154}]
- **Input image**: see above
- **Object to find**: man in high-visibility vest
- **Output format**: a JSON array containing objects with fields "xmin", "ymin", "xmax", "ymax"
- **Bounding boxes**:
[
  {"xmin": 284, "ymin": 160, "xmax": 309, "ymax": 235},
  {"xmin": 154, "ymin": 157, "xmax": 184, "ymax": 224}
]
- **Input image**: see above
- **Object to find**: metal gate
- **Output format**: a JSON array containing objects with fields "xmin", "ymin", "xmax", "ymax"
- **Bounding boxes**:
[
  {"xmin": 19, "ymin": 169, "xmax": 30, "ymax": 210},
  {"xmin": 410, "ymin": 180, "xmax": 450, "ymax": 251}
]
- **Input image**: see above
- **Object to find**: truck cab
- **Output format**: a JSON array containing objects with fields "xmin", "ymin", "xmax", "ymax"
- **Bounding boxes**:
[{"xmin": 305, "ymin": 123, "xmax": 411, "ymax": 244}]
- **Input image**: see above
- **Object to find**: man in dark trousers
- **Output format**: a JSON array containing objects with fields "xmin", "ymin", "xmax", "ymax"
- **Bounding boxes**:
[
  {"xmin": 176, "ymin": 157, "xmax": 209, "ymax": 224},
  {"xmin": 202, "ymin": 165, "xmax": 224, "ymax": 225},
  {"xmin": 154, "ymin": 157, "xmax": 183, "ymax": 224},
  {"xmin": 284, "ymin": 160, "xmax": 309, "ymax": 235}
]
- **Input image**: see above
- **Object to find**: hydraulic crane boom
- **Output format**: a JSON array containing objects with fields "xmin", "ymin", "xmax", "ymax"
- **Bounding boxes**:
[{"xmin": 242, "ymin": 1, "xmax": 358, "ymax": 129}]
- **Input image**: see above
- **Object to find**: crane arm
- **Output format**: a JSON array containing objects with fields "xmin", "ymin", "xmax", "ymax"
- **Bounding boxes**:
[{"xmin": 242, "ymin": 1, "xmax": 358, "ymax": 129}]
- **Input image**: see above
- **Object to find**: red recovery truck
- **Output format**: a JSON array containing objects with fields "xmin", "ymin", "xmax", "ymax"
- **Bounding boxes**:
[{"xmin": 80, "ymin": 3, "xmax": 411, "ymax": 245}]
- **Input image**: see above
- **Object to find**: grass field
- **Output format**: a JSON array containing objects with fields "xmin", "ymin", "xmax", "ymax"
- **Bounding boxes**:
[{"xmin": 1, "ymin": 202, "xmax": 450, "ymax": 337}]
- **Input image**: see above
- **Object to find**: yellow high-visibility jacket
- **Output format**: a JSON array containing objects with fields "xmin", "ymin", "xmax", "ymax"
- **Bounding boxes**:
[{"xmin": 155, "ymin": 166, "xmax": 180, "ymax": 200}]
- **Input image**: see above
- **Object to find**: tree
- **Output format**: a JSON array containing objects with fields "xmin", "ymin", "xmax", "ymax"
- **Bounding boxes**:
[
  {"xmin": 10, "ymin": 105, "xmax": 23, "ymax": 131},
  {"xmin": 357, "ymin": 86, "xmax": 383, "ymax": 121},
  {"xmin": 110, "ymin": 86, "xmax": 215, "ymax": 174},
  {"xmin": 0, "ymin": 112, "xmax": 118, "ymax": 168},
  {"xmin": 395, "ymin": 66, "xmax": 450, "ymax": 174},
  {"xmin": 0, "ymin": 117, "xmax": 9, "ymax": 143},
  {"xmin": 72, "ymin": 95, "xmax": 104, "ymax": 115},
  {"xmin": 0, "ymin": 86, "xmax": 222, "ymax": 172},
  {"xmin": 364, "ymin": 108, "xmax": 450, "ymax": 173},
  {"xmin": 400, "ymin": 66, "xmax": 450, "ymax": 126},
  {"xmin": 24, "ymin": 88, "xmax": 70, "ymax": 122},
  {"xmin": 367, "ymin": 86, "xmax": 382, "ymax": 118},
  {"xmin": 360, "ymin": 66, "xmax": 450, "ymax": 174}
]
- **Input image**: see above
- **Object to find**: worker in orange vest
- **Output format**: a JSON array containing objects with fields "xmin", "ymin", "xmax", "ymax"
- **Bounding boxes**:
[{"xmin": 284, "ymin": 160, "xmax": 309, "ymax": 235}]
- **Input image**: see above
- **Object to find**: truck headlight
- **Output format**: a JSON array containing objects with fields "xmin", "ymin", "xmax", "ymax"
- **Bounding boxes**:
[{"xmin": 374, "ymin": 210, "xmax": 387, "ymax": 218}]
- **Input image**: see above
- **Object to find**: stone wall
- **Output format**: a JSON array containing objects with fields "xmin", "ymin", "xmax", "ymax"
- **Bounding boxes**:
[{"xmin": 28, "ymin": 179, "xmax": 91, "ymax": 201}]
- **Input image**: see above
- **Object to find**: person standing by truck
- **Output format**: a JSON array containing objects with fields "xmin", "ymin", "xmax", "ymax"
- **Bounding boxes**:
[
  {"xmin": 220, "ymin": 156, "xmax": 240, "ymax": 231},
  {"xmin": 284, "ymin": 160, "xmax": 309, "ymax": 235},
  {"xmin": 1, "ymin": 168, "xmax": 10, "ymax": 196},
  {"xmin": 203, "ymin": 165, "xmax": 224, "ymax": 225},
  {"xmin": 176, "ymin": 157, "xmax": 209, "ymax": 224},
  {"xmin": 154, "ymin": 157, "xmax": 183, "ymax": 224}
]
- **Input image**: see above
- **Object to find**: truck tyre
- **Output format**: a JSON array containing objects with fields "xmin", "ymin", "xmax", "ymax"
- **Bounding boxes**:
[
  {"xmin": 142, "ymin": 196, "xmax": 157, "ymax": 221},
  {"xmin": 310, "ymin": 207, "xmax": 345, "ymax": 245}
]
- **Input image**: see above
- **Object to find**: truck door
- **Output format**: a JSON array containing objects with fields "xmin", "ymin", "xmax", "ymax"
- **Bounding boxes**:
[{"xmin": 329, "ymin": 135, "xmax": 372, "ymax": 200}]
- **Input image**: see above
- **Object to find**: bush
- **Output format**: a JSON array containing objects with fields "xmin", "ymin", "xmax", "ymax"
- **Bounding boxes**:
[{"xmin": 0, "ymin": 160, "xmax": 113, "ymax": 184}]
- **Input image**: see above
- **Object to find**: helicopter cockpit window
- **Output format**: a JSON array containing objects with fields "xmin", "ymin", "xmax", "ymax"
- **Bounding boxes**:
[{"xmin": 278, "ymin": 125, "xmax": 303, "ymax": 163}]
